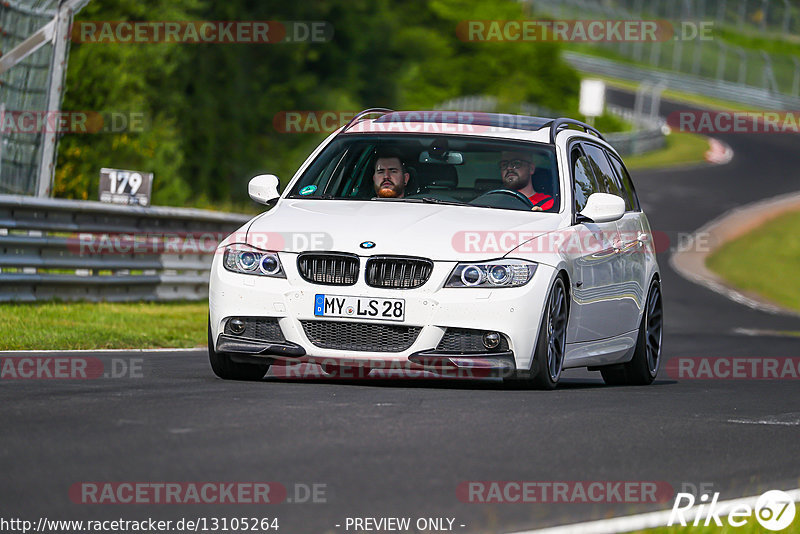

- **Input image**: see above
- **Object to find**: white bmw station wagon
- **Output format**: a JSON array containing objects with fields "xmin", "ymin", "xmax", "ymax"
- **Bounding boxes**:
[{"xmin": 208, "ymin": 110, "xmax": 663, "ymax": 389}]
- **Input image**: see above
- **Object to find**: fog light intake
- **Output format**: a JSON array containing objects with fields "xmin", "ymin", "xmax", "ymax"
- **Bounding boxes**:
[
  {"xmin": 228, "ymin": 318, "xmax": 246, "ymax": 335},
  {"xmin": 483, "ymin": 332, "xmax": 500, "ymax": 349}
]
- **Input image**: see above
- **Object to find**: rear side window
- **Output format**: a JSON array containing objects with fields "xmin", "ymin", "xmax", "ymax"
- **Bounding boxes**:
[
  {"xmin": 571, "ymin": 147, "xmax": 600, "ymax": 213},
  {"xmin": 582, "ymin": 143, "xmax": 624, "ymax": 200},
  {"xmin": 606, "ymin": 152, "xmax": 640, "ymax": 212}
]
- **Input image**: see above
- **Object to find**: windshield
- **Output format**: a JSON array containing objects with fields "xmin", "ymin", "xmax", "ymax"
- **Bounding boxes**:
[{"xmin": 286, "ymin": 134, "xmax": 560, "ymax": 212}]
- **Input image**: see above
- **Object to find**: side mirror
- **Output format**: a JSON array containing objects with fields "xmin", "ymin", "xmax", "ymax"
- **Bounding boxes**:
[
  {"xmin": 577, "ymin": 193, "xmax": 625, "ymax": 223},
  {"xmin": 248, "ymin": 174, "xmax": 280, "ymax": 205}
]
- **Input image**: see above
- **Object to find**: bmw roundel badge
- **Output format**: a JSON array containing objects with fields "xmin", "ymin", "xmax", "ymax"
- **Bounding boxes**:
[{"xmin": 360, "ymin": 241, "xmax": 376, "ymax": 249}]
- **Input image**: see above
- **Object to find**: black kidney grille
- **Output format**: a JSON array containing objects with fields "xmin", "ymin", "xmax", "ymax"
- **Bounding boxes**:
[
  {"xmin": 365, "ymin": 256, "xmax": 433, "ymax": 289},
  {"xmin": 300, "ymin": 320, "xmax": 421, "ymax": 352},
  {"xmin": 225, "ymin": 317, "xmax": 285, "ymax": 342},
  {"xmin": 436, "ymin": 328, "xmax": 509, "ymax": 353},
  {"xmin": 297, "ymin": 253, "xmax": 359, "ymax": 285}
]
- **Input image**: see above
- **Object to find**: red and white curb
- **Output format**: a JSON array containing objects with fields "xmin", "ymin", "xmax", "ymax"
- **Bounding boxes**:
[
  {"xmin": 671, "ymin": 190, "xmax": 800, "ymax": 317},
  {"xmin": 704, "ymin": 137, "xmax": 734, "ymax": 165}
]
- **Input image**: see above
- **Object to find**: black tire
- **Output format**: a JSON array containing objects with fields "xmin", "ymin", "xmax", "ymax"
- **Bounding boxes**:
[
  {"xmin": 601, "ymin": 279, "xmax": 663, "ymax": 386},
  {"xmin": 208, "ymin": 321, "xmax": 269, "ymax": 381},
  {"xmin": 505, "ymin": 276, "xmax": 568, "ymax": 390}
]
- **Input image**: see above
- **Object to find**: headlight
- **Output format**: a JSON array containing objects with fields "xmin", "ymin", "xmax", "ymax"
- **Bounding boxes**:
[
  {"xmin": 445, "ymin": 259, "xmax": 536, "ymax": 288},
  {"xmin": 223, "ymin": 245, "xmax": 285, "ymax": 277}
]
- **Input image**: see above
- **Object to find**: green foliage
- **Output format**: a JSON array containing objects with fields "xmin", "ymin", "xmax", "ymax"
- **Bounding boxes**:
[
  {"xmin": 57, "ymin": 0, "xmax": 583, "ymax": 207},
  {"xmin": 56, "ymin": 0, "xmax": 202, "ymax": 204}
]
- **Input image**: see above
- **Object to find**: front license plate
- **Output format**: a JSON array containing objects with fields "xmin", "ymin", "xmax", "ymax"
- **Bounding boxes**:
[{"xmin": 314, "ymin": 294, "xmax": 405, "ymax": 321}]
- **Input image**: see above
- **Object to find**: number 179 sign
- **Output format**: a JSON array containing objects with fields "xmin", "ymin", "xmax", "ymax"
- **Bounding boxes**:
[{"xmin": 99, "ymin": 168, "xmax": 153, "ymax": 207}]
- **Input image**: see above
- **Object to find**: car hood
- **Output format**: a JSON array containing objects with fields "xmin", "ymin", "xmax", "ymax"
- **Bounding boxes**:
[{"xmin": 242, "ymin": 199, "xmax": 563, "ymax": 261}]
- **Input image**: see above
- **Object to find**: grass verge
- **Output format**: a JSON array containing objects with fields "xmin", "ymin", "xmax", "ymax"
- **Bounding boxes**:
[
  {"xmin": 707, "ymin": 210, "xmax": 800, "ymax": 312},
  {"xmin": 624, "ymin": 131, "xmax": 710, "ymax": 171},
  {"xmin": 0, "ymin": 301, "xmax": 208, "ymax": 350},
  {"xmin": 632, "ymin": 521, "xmax": 797, "ymax": 533}
]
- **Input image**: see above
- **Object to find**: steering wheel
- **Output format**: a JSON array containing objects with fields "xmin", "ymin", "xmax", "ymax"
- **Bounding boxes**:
[{"xmin": 478, "ymin": 189, "xmax": 535, "ymax": 209}]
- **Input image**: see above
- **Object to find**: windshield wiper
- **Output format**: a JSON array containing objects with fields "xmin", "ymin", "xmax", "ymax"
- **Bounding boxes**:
[
  {"xmin": 370, "ymin": 196, "xmax": 468, "ymax": 206},
  {"xmin": 418, "ymin": 197, "xmax": 469, "ymax": 206},
  {"xmin": 287, "ymin": 193, "xmax": 336, "ymax": 200}
]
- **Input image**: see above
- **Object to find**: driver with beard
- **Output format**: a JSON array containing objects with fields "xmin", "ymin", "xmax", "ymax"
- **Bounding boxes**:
[
  {"xmin": 373, "ymin": 150, "xmax": 409, "ymax": 198},
  {"xmin": 499, "ymin": 150, "xmax": 554, "ymax": 211}
]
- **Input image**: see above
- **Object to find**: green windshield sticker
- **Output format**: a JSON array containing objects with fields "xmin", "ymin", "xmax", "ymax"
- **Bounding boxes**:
[{"xmin": 299, "ymin": 185, "xmax": 318, "ymax": 195}]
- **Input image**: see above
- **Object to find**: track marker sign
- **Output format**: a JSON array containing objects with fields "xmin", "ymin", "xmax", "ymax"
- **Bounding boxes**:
[
  {"xmin": 579, "ymin": 79, "xmax": 606, "ymax": 120},
  {"xmin": 99, "ymin": 168, "xmax": 153, "ymax": 206}
]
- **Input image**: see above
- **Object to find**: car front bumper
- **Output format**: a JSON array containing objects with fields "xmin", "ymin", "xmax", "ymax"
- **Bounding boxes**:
[{"xmin": 209, "ymin": 253, "xmax": 556, "ymax": 374}]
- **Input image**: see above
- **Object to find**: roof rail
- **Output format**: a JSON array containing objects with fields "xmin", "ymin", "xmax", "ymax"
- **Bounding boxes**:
[
  {"xmin": 341, "ymin": 108, "xmax": 395, "ymax": 133},
  {"xmin": 549, "ymin": 118, "xmax": 604, "ymax": 143}
]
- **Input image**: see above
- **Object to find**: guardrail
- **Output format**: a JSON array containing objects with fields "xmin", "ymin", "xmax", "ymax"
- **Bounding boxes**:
[
  {"xmin": 564, "ymin": 52, "xmax": 800, "ymax": 110},
  {"xmin": 606, "ymin": 127, "xmax": 665, "ymax": 156},
  {"xmin": 531, "ymin": 0, "xmax": 800, "ymax": 103},
  {"xmin": 0, "ymin": 195, "xmax": 251, "ymax": 302}
]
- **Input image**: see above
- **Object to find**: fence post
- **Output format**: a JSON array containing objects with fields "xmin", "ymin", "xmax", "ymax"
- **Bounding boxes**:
[
  {"xmin": 737, "ymin": 0, "xmax": 747, "ymax": 30},
  {"xmin": 649, "ymin": 40, "xmax": 662, "ymax": 69},
  {"xmin": 716, "ymin": 42, "xmax": 728, "ymax": 81},
  {"xmin": 735, "ymin": 46, "xmax": 747, "ymax": 85},
  {"xmin": 761, "ymin": 51, "xmax": 778, "ymax": 93},
  {"xmin": 650, "ymin": 82, "xmax": 666, "ymax": 125},
  {"xmin": 781, "ymin": 0, "xmax": 792, "ymax": 34},
  {"xmin": 672, "ymin": 37, "xmax": 683, "ymax": 71},
  {"xmin": 632, "ymin": 82, "xmax": 654, "ymax": 156},
  {"xmin": 36, "ymin": 2, "xmax": 81, "ymax": 198},
  {"xmin": 0, "ymin": 103, "xmax": 4, "ymax": 186},
  {"xmin": 634, "ymin": 82, "xmax": 651, "ymax": 127},
  {"xmin": 691, "ymin": 40, "xmax": 703, "ymax": 76},
  {"xmin": 716, "ymin": 0, "xmax": 728, "ymax": 26}
]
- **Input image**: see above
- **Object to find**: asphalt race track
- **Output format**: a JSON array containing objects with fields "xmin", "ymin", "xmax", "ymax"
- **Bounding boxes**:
[{"xmin": 2, "ymin": 91, "xmax": 799, "ymax": 533}]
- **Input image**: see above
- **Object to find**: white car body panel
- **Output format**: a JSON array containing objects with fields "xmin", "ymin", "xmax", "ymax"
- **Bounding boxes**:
[
  {"xmin": 210, "ymin": 250, "xmax": 557, "ymax": 372},
  {"xmin": 209, "ymin": 114, "xmax": 661, "ymax": 380},
  {"xmin": 239, "ymin": 200, "xmax": 565, "ymax": 260}
]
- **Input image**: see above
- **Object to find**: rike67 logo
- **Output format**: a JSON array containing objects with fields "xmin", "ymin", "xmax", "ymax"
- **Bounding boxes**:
[{"xmin": 669, "ymin": 490, "xmax": 797, "ymax": 531}]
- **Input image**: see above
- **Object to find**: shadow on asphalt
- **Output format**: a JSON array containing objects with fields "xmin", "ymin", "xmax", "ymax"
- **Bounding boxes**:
[{"xmin": 245, "ymin": 376, "xmax": 678, "ymax": 391}]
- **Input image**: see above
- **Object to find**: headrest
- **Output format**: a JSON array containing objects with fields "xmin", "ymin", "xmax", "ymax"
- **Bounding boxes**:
[{"xmin": 531, "ymin": 167, "xmax": 554, "ymax": 196}]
